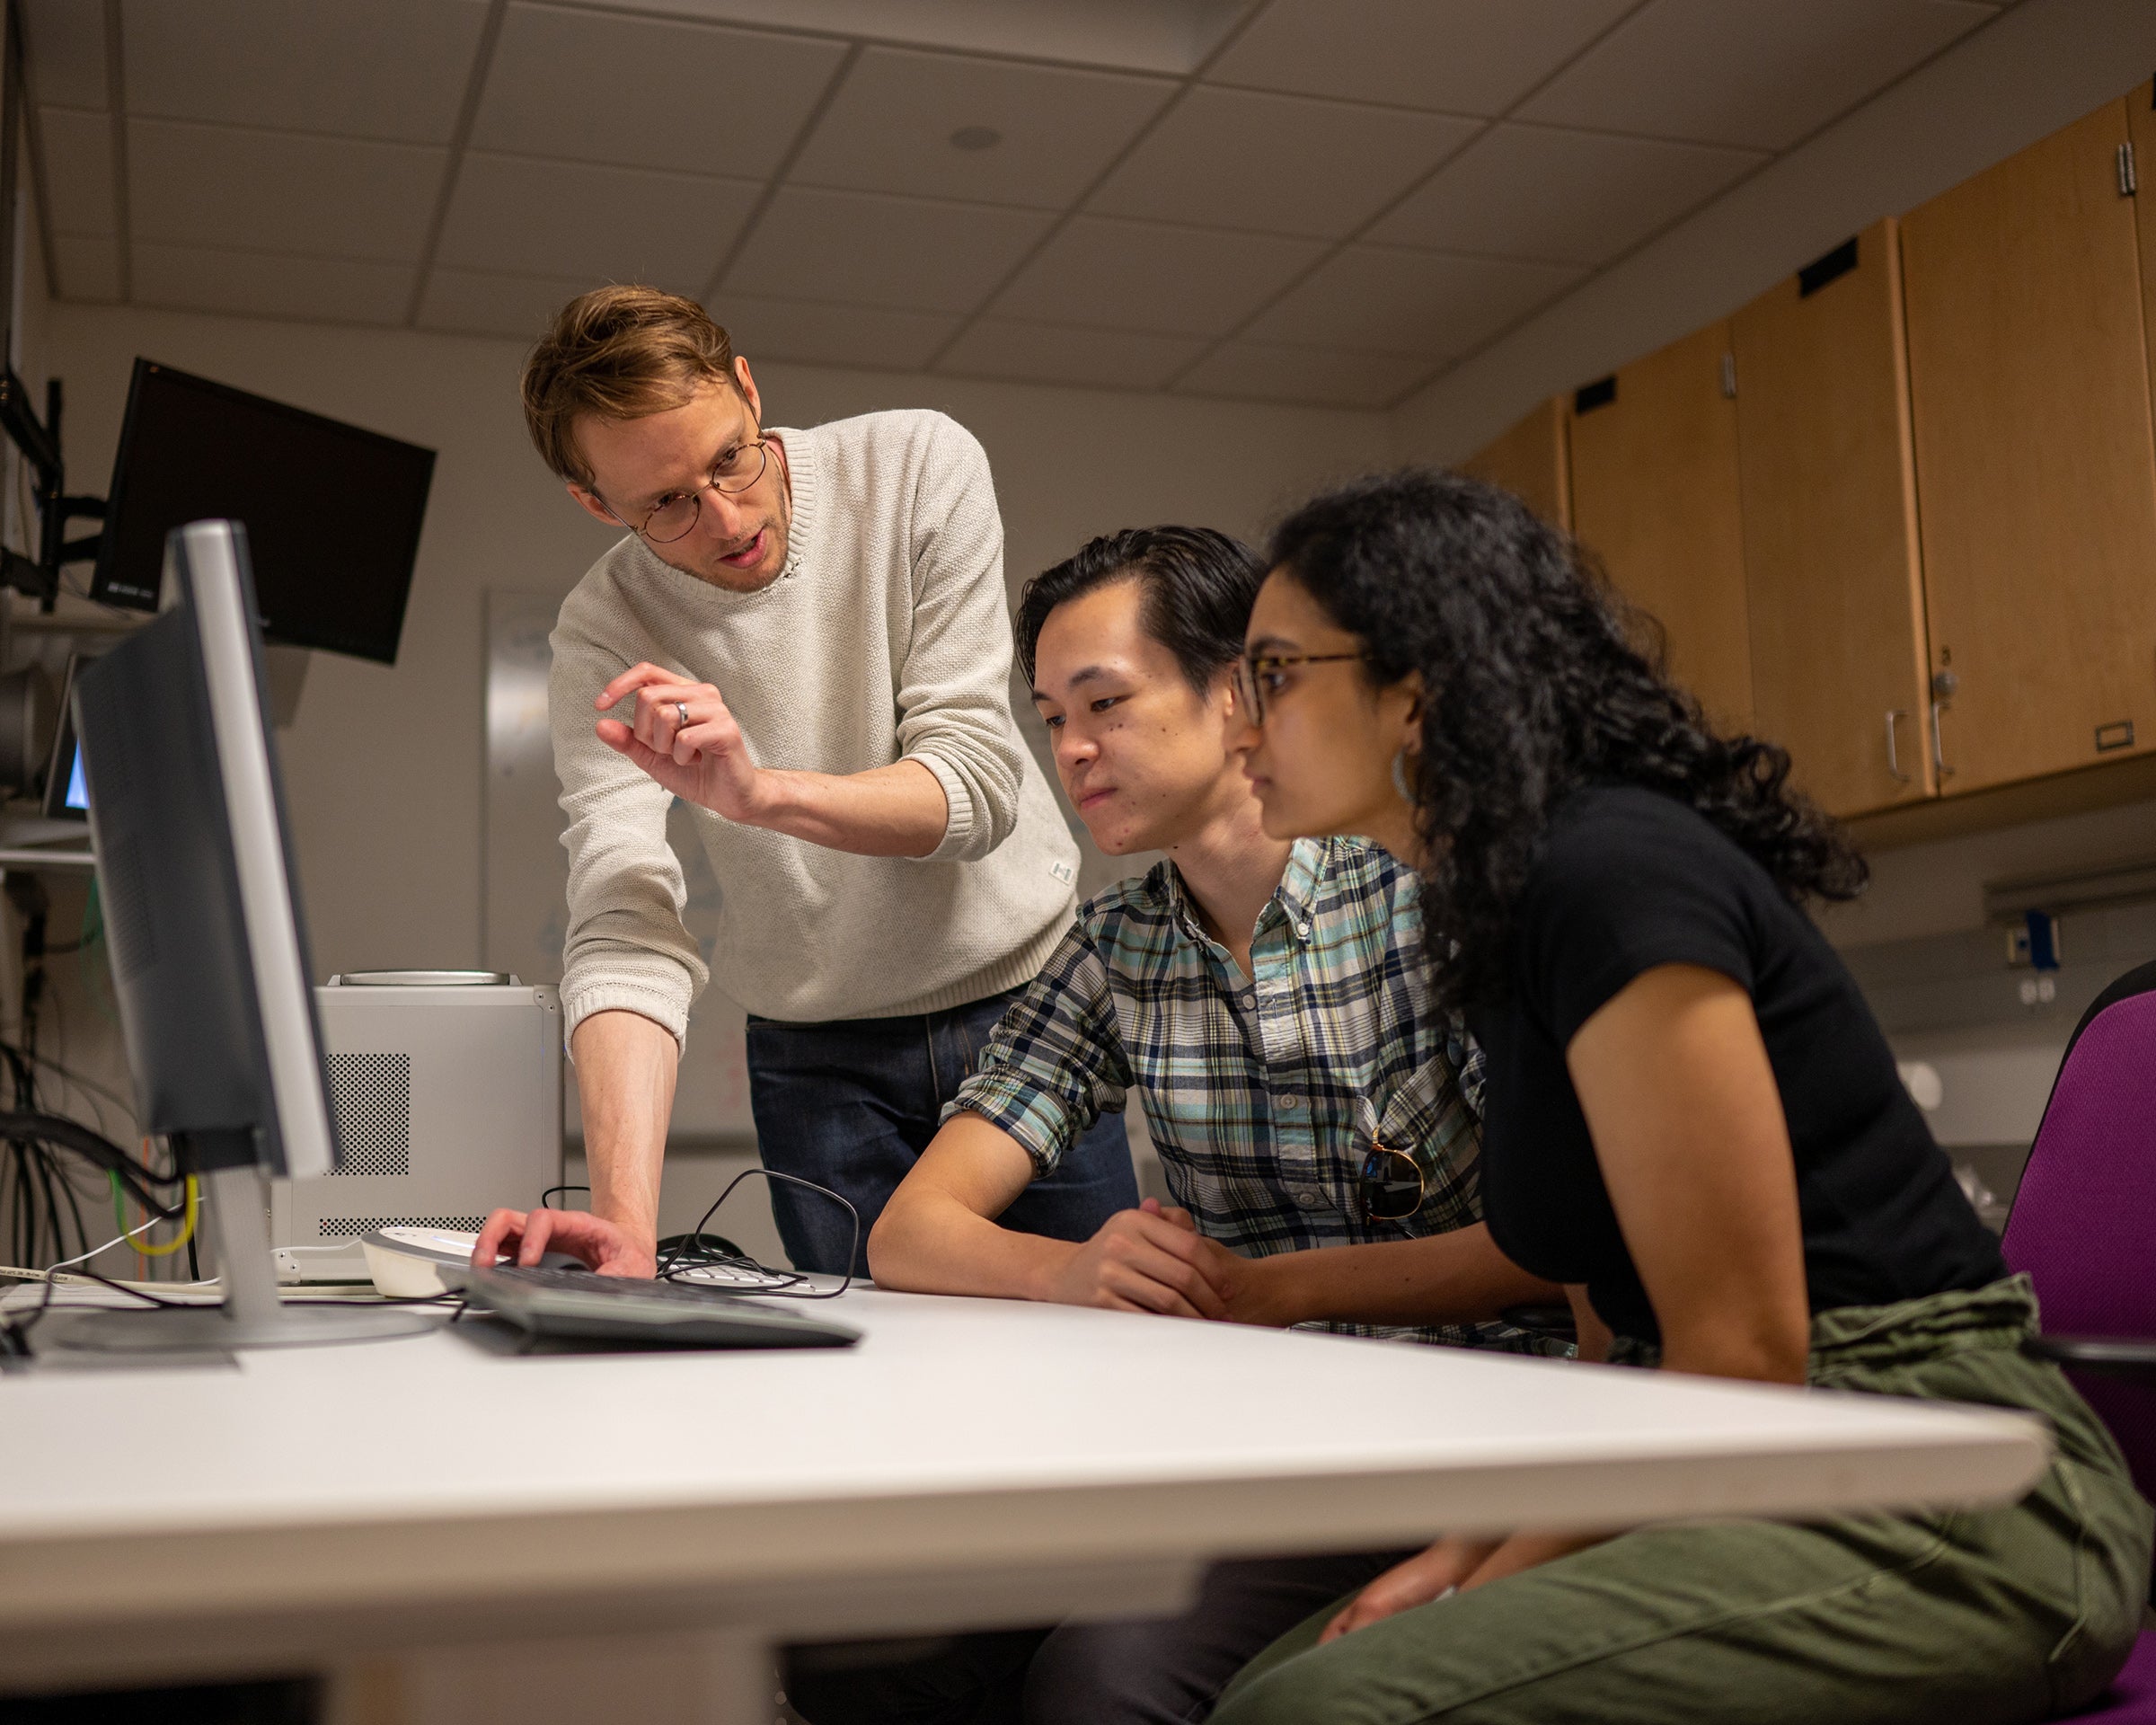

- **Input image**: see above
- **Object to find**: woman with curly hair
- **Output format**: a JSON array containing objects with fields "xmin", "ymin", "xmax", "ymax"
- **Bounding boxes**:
[{"xmin": 1206, "ymin": 468, "xmax": 2151, "ymax": 1725}]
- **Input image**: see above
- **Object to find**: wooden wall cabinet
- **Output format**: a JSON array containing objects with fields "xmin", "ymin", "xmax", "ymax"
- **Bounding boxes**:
[
  {"xmin": 1567, "ymin": 322, "xmax": 1753, "ymax": 729},
  {"xmin": 1734, "ymin": 220, "xmax": 1934, "ymax": 819},
  {"xmin": 1460, "ymin": 398, "xmax": 1570, "ymax": 530},
  {"xmin": 2133, "ymin": 81, "xmax": 2156, "ymax": 434},
  {"xmin": 1900, "ymin": 98, "xmax": 2156, "ymax": 796}
]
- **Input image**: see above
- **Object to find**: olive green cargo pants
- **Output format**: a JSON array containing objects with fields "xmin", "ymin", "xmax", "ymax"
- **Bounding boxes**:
[{"xmin": 1212, "ymin": 1278, "xmax": 2152, "ymax": 1725}]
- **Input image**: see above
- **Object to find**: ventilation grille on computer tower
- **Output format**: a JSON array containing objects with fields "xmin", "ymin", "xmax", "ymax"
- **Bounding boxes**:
[
  {"xmin": 325, "ymin": 1052, "xmax": 411, "ymax": 1177},
  {"xmin": 319, "ymin": 1214, "xmax": 487, "ymax": 1238}
]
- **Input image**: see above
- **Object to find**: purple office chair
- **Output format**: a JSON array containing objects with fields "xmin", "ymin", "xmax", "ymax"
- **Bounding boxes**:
[{"xmin": 1999, "ymin": 958, "xmax": 2156, "ymax": 1720}]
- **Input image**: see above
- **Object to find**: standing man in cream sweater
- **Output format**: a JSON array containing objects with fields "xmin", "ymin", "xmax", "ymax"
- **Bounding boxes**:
[{"xmin": 475, "ymin": 286, "xmax": 1134, "ymax": 1276}]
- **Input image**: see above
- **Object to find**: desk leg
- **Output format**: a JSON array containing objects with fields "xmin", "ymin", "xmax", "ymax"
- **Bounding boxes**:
[{"xmin": 329, "ymin": 1628, "xmax": 778, "ymax": 1725}]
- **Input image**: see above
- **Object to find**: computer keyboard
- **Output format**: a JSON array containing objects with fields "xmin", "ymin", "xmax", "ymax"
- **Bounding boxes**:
[{"xmin": 461, "ymin": 1265, "xmax": 861, "ymax": 1349}]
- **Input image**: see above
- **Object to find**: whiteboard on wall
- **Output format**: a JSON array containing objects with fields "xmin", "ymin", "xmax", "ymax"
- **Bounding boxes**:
[{"xmin": 480, "ymin": 589, "xmax": 755, "ymax": 1145}]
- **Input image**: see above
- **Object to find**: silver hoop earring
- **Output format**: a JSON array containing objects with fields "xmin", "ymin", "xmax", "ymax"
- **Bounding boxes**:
[{"xmin": 1392, "ymin": 749, "xmax": 1415, "ymax": 802}]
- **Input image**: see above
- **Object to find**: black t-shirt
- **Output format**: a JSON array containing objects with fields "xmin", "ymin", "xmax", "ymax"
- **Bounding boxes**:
[{"xmin": 1466, "ymin": 783, "xmax": 2004, "ymax": 1343}]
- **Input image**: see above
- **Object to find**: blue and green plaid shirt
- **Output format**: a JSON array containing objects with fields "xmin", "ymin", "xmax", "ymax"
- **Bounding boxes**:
[{"xmin": 950, "ymin": 836, "xmax": 1520, "ymax": 1349}]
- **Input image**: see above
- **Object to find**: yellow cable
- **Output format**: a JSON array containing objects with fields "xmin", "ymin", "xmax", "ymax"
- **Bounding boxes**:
[{"xmin": 128, "ymin": 1175, "xmax": 198, "ymax": 1258}]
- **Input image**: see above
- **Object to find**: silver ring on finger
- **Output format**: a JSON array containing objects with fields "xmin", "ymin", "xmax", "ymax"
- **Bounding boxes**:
[{"xmin": 675, "ymin": 701, "xmax": 690, "ymax": 732}]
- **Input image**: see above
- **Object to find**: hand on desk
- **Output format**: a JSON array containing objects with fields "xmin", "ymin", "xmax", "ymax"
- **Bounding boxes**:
[
  {"xmin": 1042, "ymin": 1199, "xmax": 1234, "ymax": 1320},
  {"xmin": 472, "ymin": 1207, "xmax": 658, "ymax": 1279},
  {"xmin": 1144, "ymin": 1202, "xmax": 1304, "ymax": 1327}
]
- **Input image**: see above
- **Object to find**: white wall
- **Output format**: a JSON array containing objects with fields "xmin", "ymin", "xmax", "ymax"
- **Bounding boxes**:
[
  {"xmin": 40, "ymin": 302, "xmax": 1395, "ymax": 981},
  {"xmin": 19, "ymin": 305, "xmax": 1391, "ymax": 1257}
]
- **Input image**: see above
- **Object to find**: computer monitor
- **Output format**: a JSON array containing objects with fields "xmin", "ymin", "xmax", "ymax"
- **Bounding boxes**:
[
  {"xmin": 88, "ymin": 360, "xmax": 436, "ymax": 665},
  {"xmin": 48, "ymin": 519, "xmax": 437, "ymax": 1352},
  {"xmin": 40, "ymin": 653, "xmax": 90, "ymax": 820}
]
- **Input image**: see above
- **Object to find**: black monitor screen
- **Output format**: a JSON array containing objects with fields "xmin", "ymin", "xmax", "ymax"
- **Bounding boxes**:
[{"xmin": 89, "ymin": 360, "xmax": 436, "ymax": 664}]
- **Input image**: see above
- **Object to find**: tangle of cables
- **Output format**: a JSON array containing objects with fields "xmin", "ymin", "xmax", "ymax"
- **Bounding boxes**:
[{"xmin": 0, "ymin": 875, "xmax": 189, "ymax": 1281}]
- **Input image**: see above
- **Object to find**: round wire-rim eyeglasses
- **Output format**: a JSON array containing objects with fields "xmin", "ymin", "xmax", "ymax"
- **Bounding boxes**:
[{"xmin": 605, "ymin": 433, "xmax": 773, "ymax": 544}]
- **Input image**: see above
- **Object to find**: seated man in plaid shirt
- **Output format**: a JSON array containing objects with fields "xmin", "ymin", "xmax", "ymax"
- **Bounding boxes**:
[
  {"xmin": 816, "ymin": 527, "xmax": 1560, "ymax": 1725},
  {"xmin": 867, "ymin": 524, "xmax": 1554, "ymax": 1345}
]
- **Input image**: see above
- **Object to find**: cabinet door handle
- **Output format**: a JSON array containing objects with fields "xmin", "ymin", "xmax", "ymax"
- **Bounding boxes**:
[
  {"xmin": 1885, "ymin": 710, "xmax": 1913, "ymax": 783},
  {"xmin": 1930, "ymin": 700, "xmax": 1955, "ymax": 779}
]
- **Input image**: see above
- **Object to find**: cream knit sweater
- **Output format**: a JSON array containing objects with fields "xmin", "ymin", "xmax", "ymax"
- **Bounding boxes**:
[{"xmin": 548, "ymin": 408, "xmax": 1080, "ymax": 1041}]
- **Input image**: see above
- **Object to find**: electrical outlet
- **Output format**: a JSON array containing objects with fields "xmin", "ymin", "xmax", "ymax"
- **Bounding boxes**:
[{"xmin": 2007, "ymin": 911, "xmax": 2063, "ymax": 969}]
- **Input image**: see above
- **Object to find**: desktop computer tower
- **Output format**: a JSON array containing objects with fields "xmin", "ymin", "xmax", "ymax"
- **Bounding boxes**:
[{"xmin": 270, "ymin": 973, "xmax": 564, "ymax": 1278}]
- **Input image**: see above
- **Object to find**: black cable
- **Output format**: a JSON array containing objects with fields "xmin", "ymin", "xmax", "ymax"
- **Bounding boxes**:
[
  {"xmin": 9, "ymin": 1148, "xmax": 31, "ymax": 1267},
  {"xmin": 66, "ymin": 1262, "xmax": 466, "ymax": 1312},
  {"xmin": 0, "ymin": 1270, "xmax": 57, "ymax": 1355},
  {"xmin": 63, "ymin": 1263, "xmax": 187, "ymax": 1307},
  {"xmin": 52, "ymin": 1146, "xmax": 90, "ymax": 1263},
  {"xmin": 656, "ymin": 1167, "xmax": 858, "ymax": 1300},
  {"xmin": 0, "ymin": 1172, "xmax": 193, "ymax": 1353},
  {"xmin": 1, "ymin": 1260, "xmax": 467, "ymax": 1357},
  {"xmin": 656, "ymin": 1229, "xmax": 751, "ymax": 1264},
  {"xmin": 0, "ymin": 1110, "xmax": 182, "ymax": 1210},
  {"xmin": 30, "ymin": 1146, "xmax": 66, "ymax": 1265},
  {"xmin": 538, "ymin": 1184, "xmax": 589, "ymax": 1209}
]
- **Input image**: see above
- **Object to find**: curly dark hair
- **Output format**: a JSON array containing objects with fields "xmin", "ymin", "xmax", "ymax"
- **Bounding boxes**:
[{"xmin": 1268, "ymin": 468, "xmax": 1867, "ymax": 1010}]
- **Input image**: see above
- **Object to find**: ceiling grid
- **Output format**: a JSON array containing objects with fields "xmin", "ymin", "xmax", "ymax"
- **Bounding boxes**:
[
  {"xmin": 17, "ymin": 0, "xmax": 2013, "ymax": 410},
  {"xmin": 400, "ymin": 0, "xmax": 510, "ymax": 328}
]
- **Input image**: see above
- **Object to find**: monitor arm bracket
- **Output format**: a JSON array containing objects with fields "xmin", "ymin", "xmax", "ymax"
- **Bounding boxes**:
[{"xmin": 0, "ymin": 371, "xmax": 102, "ymax": 612}]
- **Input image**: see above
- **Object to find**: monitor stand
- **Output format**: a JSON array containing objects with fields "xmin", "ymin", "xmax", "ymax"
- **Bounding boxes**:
[{"xmin": 41, "ymin": 1166, "xmax": 442, "ymax": 1353}]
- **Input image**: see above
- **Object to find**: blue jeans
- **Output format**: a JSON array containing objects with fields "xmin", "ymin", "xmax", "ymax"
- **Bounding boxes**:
[{"xmin": 745, "ymin": 987, "xmax": 1137, "ymax": 1275}]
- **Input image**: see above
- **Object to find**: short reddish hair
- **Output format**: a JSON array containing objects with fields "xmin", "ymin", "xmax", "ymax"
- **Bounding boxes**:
[{"xmin": 521, "ymin": 285, "xmax": 737, "ymax": 488}]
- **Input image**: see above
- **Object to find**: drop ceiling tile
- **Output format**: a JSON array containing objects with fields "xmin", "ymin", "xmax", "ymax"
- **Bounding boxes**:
[
  {"xmin": 472, "ymin": 3, "xmax": 845, "ymax": 180},
  {"xmin": 436, "ymin": 154, "xmax": 762, "ymax": 296},
  {"xmin": 1091, "ymin": 87, "xmax": 1480, "ymax": 239},
  {"xmin": 128, "ymin": 119, "xmax": 446, "ymax": 261},
  {"xmin": 724, "ymin": 187, "xmax": 1054, "ymax": 315},
  {"xmin": 711, "ymin": 295, "xmax": 960, "ymax": 372},
  {"xmin": 418, "ymin": 267, "xmax": 599, "ymax": 341},
  {"xmin": 51, "ymin": 234, "xmax": 122, "ymax": 304},
  {"xmin": 124, "ymin": 0, "xmax": 490, "ymax": 144},
  {"xmin": 132, "ymin": 243, "xmax": 416, "ymax": 327},
  {"xmin": 1174, "ymin": 340, "xmax": 1440, "ymax": 410},
  {"xmin": 938, "ymin": 319, "xmax": 1206, "ymax": 391},
  {"xmin": 22, "ymin": 0, "xmax": 106, "ymax": 109},
  {"xmin": 1519, "ymin": 0, "xmax": 1997, "ymax": 151},
  {"xmin": 791, "ymin": 46, "xmax": 1174, "ymax": 209},
  {"xmin": 991, "ymin": 217, "xmax": 1324, "ymax": 339},
  {"xmin": 1207, "ymin": 0, "xmax": 1636, "ymax": 116},
  {"xmin": 1370, "ymin": 123, "xmax": 1762, "ymax": 266},
  {"xmin": 1244, "ymin": 245, "xmax": 1580, "ymax": 358},
  {"xmin": 38, "ymin": 108, "xmax": 117, "ymax": 238}
]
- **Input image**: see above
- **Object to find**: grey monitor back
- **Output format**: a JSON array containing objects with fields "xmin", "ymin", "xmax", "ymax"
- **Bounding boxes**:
[
  {"xmin": 74, "ymin": 518, "xmax": 337, "ymax": 1178},
  {"xmin": 47, "ymin": 520, "xmax": 438, "ymax": 1355}
]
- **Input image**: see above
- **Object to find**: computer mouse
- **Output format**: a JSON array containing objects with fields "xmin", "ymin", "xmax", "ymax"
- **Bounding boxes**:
[{"xmin": 360, "ymin": 1227, "xmax": 588, "ymax": 1297}]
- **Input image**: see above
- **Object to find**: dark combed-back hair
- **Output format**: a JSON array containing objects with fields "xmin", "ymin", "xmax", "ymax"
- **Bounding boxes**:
[
  {"xmin": 1268, "ymin": 468, "xmax": 1867, "ymax": 1011},
  {"xmin": 1014, "ymin": 526, "xmax": 1266, "ymax": 692}
]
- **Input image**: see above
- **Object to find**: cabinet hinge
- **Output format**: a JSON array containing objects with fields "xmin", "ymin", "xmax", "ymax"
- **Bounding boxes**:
[
  {"xmin": 2120, "ymin": 140, "xmax": 2138, "ymax": 198},
  {"xmin": 1719, "ymin": 352, "xmax": 1736, "ymax": 399}
]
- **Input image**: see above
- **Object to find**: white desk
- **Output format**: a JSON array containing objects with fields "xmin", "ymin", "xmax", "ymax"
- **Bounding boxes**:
[{"xmin": 0, "ymin": 1287, "xmax": 2049, "ymax": 1721}]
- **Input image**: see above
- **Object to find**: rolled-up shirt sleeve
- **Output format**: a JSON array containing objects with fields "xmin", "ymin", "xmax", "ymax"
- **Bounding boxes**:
[
  {"xmin": 947, "ymin": 921, "xmax": 1131, "ymax": 1174},
  {"xmin": 896, "ymin": 417, "xmax": 1028, "ymax": 862}
]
